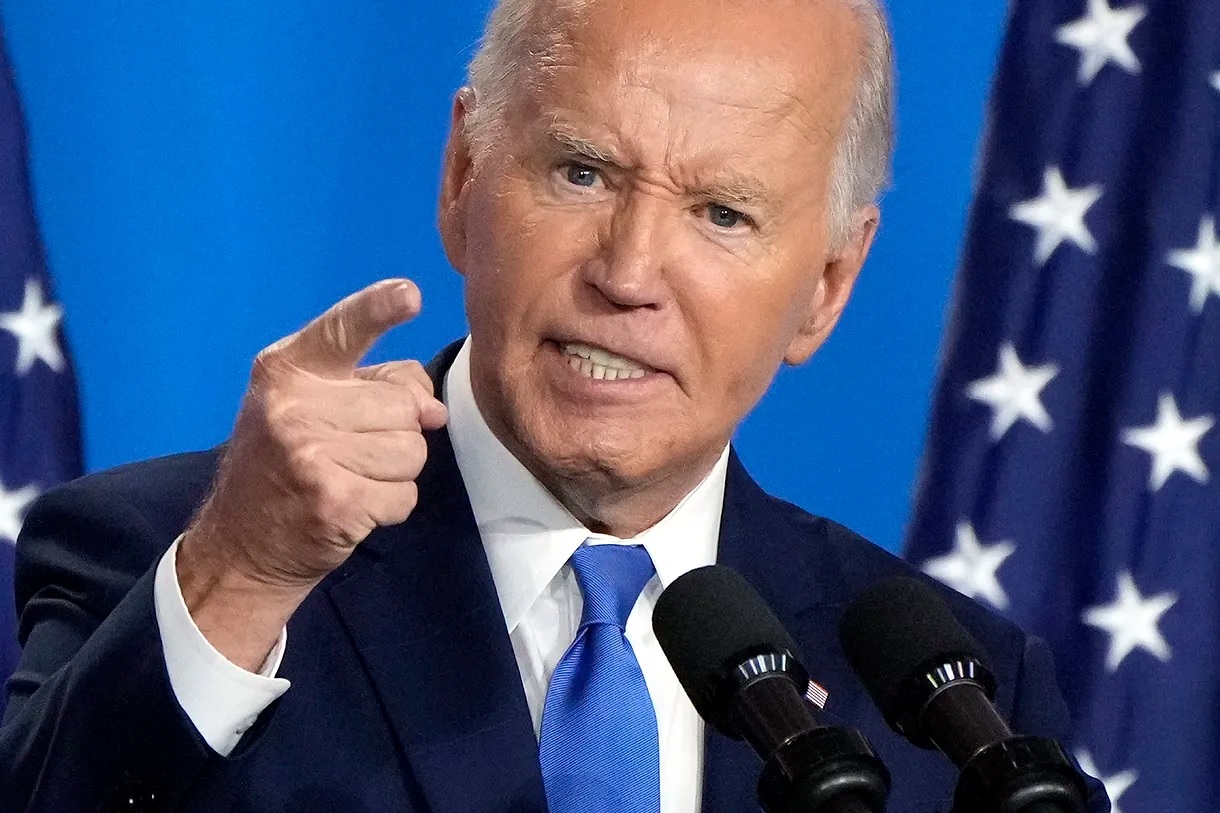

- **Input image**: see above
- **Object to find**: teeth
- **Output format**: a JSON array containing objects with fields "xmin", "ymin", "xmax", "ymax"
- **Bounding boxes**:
[{"xmin": 561, "ymin": 342, "xmax": 651, "ymax": 381}]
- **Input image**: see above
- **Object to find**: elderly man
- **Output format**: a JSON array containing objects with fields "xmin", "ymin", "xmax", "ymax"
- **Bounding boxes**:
[{"xmin": 1, "ymin": 0, "xmax": 1105, "ymax": 811}]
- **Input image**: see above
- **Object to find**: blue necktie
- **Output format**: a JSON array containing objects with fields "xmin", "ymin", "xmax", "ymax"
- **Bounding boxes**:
[{"xmin": 539, "ymin": 544, "xmax": 660, "ymax": 812}]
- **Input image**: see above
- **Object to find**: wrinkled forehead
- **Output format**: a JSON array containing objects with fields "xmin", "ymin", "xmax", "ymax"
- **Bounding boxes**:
[{"xmin": 514, "ymin": 0, "xmax": 864, "ymax": 142}]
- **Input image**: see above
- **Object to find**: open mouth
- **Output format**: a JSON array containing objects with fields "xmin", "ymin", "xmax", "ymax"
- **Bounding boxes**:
[{"xmin": 559, "ymin": 342, "xmax": 654, "ymax": 381}]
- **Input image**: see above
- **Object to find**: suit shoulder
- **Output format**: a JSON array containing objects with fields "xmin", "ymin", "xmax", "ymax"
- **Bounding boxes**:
[
  {"xmin": 17, "ymin": 449, "xmax": 222, "ymax": 590},
  {"xmin": 764, "ymin": 495, "xmax": 1028, "ymax": 657},
  {"xmin": 60, "ymin": 449, "xmax": 223, "ymax": 519},
  {"xmin": 28, "ymin": 449, "xmax": 221, "ymax": 531}
]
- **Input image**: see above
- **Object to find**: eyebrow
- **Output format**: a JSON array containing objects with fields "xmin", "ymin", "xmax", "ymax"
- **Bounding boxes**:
[
  {"xmin": 692, "ymin": 176, "xmax": 772, "ymax": 209},
  {"xmin": 545, "ymin": 126, "xmax": 624, "ymax": 167},
  {"xmin": 543, "ymin": 124, "xmax": 773, "ymax": 209}
]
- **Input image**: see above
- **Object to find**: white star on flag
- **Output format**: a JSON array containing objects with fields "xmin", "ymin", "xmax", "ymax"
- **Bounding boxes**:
[
  {"xmin": 0, "ymin": 277, "xmax": 65, "ymax": 375},
  {"xmin": 1075, "ymin": 751, "xmax": 1137, "ymax": 813},
  {"xmin": 1211, "ymin": 71, "xmax": 1220, "ymax": 93},
  {"xmin": 1167, "ymin": 215, "xmax": 1220, "ymax": 313},
  {"xmin": 1121, "ymin": 393, "xmax": 1213, "ymax": 491},
  {"xmin": 1055, "ymin": 0, "xmax": 1147, "ymax": 85},
  {"xmin": 1010, "ymin": 167, "xmax": 1104, "ymax": 265},
  {"xmin": 922, "ymin": 522, "xmax": 1016, "ymax": 610},
  {"xmin": 1083, "ymin": 572, "xmax": 1176, "ymax": 672},
  {"xmin": 0, "ymin": 480, "xmax": 40, "ymax": 544},
  {"xmin": 966, "ymin": 343, "xmax": 1059, "ymax": 441}
]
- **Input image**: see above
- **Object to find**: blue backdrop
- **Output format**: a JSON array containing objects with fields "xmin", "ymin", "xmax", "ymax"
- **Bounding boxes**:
[{"xmin": 0, "ymin": 1, "xmax": 1009, "ymax": 553}]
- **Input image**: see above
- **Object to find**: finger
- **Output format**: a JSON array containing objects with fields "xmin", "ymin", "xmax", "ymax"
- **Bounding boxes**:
[
  {"xmin": 275, "ymin": 279, "xmax": 422, "ymax": 377},
  {"xmin": 329, "ymin": 431, "xmax": 429, "ymax": 482},
  {"xmin": 419, "ymin": 398, "xmax": 448, "ymax": 431},
  {"xmin": 363, "ymin": 480, "xmax": 419, "ymax": 529},
  {"xmin": 314, "ymin": 472, "xmax": 420, "ymax": 540},
  {"xmin": 355, "ymin": 360, "xmax": 434, "ymax": 397},
  {"xmin": 354, "ymin": 364, "xmax": 447, "ymax": 430},
  {"xmin": 303, "ymin": 379, "xmax": 432, "ymax": 433}
]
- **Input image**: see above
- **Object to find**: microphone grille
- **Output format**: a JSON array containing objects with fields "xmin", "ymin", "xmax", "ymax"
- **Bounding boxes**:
[
  {"xmin": 653, "ymin": 565, "xmax": 804, "ymax": 733},
  {"xmin": 838, "ymin": 576, "xmax": 992, "ymax": 730}
]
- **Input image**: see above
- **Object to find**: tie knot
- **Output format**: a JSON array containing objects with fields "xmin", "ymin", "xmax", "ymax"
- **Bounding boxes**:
[{"xmin": 571, "ymin": 544, "xmax": 655, "ymax": 629}]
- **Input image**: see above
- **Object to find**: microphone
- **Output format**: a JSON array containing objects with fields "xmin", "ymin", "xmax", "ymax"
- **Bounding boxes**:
[
  {"xmin": 838, "ymin": 576, "xmax": 1088, "ymax": 813},
  {"xmin": 653, "ymin": 565, "xmax": 890, "ymax": 813}
]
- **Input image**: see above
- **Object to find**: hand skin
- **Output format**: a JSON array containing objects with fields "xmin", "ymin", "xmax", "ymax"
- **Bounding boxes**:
[{"xmin": 176, "ymin": 279, "xmax": 448, "ymax": 672}]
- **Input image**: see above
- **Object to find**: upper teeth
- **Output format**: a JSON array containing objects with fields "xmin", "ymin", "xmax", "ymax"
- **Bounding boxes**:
[{"xmin": 561, "ymin": 343, "xmax": 650, "ymax": 381}]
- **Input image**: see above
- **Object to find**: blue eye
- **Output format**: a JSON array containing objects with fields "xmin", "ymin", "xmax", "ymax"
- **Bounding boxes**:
[
  {"xmin": 565, "ymin": 163, "xmax": 600, "ymax": 187},
  {"xmin": 707, "ymin": 204, "xmax": 747, "ymax": 229}
]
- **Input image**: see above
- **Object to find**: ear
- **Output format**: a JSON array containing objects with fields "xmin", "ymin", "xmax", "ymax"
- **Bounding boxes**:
[
  {"xmin": 783, "ymin": 205, "xmax": 880, "ymax": 366},
  {"xmin": 438, "ymin": 87, "xmax": 478, "ymax": 275}
]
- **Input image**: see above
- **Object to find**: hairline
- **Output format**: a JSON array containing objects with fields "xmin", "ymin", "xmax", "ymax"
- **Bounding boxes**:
[{"xmin": 464, "ymin": 0, "xmax": 894, "ymax": 247}]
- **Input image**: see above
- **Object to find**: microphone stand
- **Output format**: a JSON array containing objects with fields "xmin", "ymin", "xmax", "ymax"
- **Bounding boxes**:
[
  {"xmin": 729, "ymin": 658, "xmax": 890, "ymax": 813},
  {"xmin": 950, "ymin": 736, "xmax": 1086, "ymax": 813},
  {"xmin": 757, "ymin": 724, "xmax": 890, "ymax": 813}
]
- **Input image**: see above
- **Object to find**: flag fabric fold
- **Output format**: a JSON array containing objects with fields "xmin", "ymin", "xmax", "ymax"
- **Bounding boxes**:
[
  {"xmin": 906, "ymin": 1, "xmax": 1220, "ymax": 810},
  {"xmin": 0, "ymin": 26, "xmax": 83, "ymax": 718}
]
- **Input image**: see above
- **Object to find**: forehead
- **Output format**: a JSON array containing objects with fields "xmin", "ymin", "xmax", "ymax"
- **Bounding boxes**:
[{"xmin": 514, "ymin": 0, "xmax": 863, "ymax": 167}]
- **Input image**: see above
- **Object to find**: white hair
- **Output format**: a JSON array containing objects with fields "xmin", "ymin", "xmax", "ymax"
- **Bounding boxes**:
[{"xmin": 465, "ymin": 0, "xmax": 895, "ymax": 247}]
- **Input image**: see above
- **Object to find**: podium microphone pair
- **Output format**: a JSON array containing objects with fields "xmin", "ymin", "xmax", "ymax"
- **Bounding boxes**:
[{"xmin": 651, "ymin": 567, "xmax": 1089, "ymax": 813}]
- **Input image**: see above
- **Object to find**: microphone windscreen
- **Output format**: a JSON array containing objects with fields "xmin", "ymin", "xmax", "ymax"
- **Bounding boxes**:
[
  {"xmin": 837, "ymin": 576, "xmax": 990, "ymax": 725},
  {"xmin": 653, "ymin": 565, "xmax": 803, "ymax": 727}
]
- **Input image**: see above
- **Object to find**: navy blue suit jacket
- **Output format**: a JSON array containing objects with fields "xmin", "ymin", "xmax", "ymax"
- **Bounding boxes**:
[{"xmin": 0, "ymin": 342, "xmax": 1106, "ymax": 812}]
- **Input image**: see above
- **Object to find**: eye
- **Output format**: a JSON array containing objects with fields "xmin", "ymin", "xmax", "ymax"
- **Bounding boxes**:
[
  {"xmin": 563, "ymin": 162, "xmax": 601, "ymax": 188},
  {"xmin": 706, "ymin": 204, "xmax": 749, "ymax": 230}
]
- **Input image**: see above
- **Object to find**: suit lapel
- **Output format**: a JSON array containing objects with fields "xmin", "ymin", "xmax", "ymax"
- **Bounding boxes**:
[
  {"xmin": 702, "ymin": 452, "xmax": 871, "ymax": 812},
  {"xmin": 325, "ymin": 340, "xmax": 547, "ymax": 813}
]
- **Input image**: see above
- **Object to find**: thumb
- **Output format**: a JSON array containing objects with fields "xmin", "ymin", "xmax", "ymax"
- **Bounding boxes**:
[{"xmin": 276, "ymin": 280, "xmax": 422, "ymax": 377}]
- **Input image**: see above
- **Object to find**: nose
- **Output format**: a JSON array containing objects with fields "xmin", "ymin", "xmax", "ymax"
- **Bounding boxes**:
[{"xmin": 581, "ymin": 193, "xmax": 670, "ymax": 309}]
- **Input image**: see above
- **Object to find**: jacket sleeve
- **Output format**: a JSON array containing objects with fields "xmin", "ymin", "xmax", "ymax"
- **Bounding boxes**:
[
  {"xmin": 0, "ymin": 483, "xmax": 216, "ymax": 813},
  {"xmin": 1010, "ymin": 635, "xmax": 1111, "ymax": 813}
]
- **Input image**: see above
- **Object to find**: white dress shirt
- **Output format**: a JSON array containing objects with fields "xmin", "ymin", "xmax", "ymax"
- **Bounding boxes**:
[{"xmin": 153, "ymin": 338, "xmax": 728, "ymax": 813}]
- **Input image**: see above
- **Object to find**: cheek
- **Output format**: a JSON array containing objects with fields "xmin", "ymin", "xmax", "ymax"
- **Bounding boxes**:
[
  {"xmin": 479, "ymin": 179, "xmax": 606, "ymax": 288},
  {"xmin": 682, "ymin": 263, "xmax": 816, "ymax": 402}
]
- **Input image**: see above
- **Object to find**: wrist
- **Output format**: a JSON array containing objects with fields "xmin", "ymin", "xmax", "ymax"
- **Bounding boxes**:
[{"xmin": 177, "ymin": 528, "xmax": 313, "ymax": 673}]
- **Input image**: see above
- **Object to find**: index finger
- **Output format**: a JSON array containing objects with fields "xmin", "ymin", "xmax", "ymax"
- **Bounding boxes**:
[{"xmin": 274, "ymin": 279, "xmax": 422, "ymax": 377}]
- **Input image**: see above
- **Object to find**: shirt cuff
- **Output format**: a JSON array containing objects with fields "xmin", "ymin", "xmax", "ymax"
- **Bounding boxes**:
[{"xmin": 153, "ymin": 535, "xmax": 291, "ymax": 756}]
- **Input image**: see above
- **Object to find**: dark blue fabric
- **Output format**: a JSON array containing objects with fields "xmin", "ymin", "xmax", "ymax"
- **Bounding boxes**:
[
  {"xmin": 0, "ymin": 21, "xmax": 83, "ymax": 721},
  {"xmin": 539, "ymin": 544, "xmax": 659, "ymax": 813},
  {"xmin": 0, "ymin": 342, "xmax": 1107, "ymax": 811},
  {"xmin": 906, "ymin": 1, "xmax": 1218, "ymax": 810}
]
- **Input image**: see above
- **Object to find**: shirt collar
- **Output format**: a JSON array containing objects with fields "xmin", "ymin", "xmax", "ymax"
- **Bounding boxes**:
[{"xmin": 444, "ymin": 338, "xmax": 728, "ymax": 631}]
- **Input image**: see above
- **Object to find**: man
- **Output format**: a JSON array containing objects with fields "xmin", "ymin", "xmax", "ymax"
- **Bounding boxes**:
[{"xmin": 1, "ymin": 0, "xmax": 1106, "ymax": 810}]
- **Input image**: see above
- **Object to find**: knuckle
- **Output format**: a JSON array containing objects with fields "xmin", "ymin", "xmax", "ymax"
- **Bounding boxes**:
[
  {"xmin": 320, "ymin": 306, "xmax": 351, "ymax": 356},
  {"xmin": 391, "ymin": 482, "xmax": 419, "ymax": 520},
  {"xmin": 406, "ymin": 360, "xmax": 433, "ymax": 394},
  {"xmin": 251, "ymin": 348, "xmax": 286, "ymax": 385},
  {"xmin": 287, "ymin": 441, "xmax": 327, "ymax": 483},
  {"xmin": 405, "ymin": 431, "xmax": 429, "ymax": 461},
  {"xmin": 263, "ymin": 393, "xmax": 301, "ymax": 429},
  {"xmin": 312, "ymin": 480, "xmax": 357, "ymax": 528},
  {"xmin": 400, "ymin": 483, "xmax": 419, "ymax": 519},
  {"xmin": 402, "ymin": 389, "xmax": 424, "ymax": 422}
]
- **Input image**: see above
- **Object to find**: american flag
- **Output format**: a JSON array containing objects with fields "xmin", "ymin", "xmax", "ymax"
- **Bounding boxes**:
[
  {"xmin": 905, "ymin": 1, "xmax": 1220, "ymax": 810},
  {"xmin": 0, "ymin": 27, "xmax": 82, "ymax": 718}
]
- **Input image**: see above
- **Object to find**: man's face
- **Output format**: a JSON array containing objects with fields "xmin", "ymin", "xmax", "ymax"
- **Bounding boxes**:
[{"xmin": 441, "ymin": 0, "xmax": 878, "ymax": 523}]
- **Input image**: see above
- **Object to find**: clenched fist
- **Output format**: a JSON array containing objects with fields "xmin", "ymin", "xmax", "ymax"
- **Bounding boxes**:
[{"xmin": 177, "ymin": 279, "xmax": 447, "ymax": 670}]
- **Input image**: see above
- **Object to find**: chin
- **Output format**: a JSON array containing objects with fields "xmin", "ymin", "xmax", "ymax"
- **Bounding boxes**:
[
  {"xmin": 545, "ymin": 432, "xmax": 651, "ymax": 479},
  {"xmin": 520, "ymin": 418, "xmax": 667, "ymax": 487}
]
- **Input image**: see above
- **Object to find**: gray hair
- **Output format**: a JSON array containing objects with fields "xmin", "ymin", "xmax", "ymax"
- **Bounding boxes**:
[{"xmin": 465, "ymin": 0, "xmax": 895, "ymax": 247}]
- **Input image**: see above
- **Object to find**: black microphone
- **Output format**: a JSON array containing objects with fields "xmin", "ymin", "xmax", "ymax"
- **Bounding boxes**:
[
  {"xmin": 653, "ymin": 565, "xmax": 890, "ymax": 813},
  {"xmin": 838, "ymin": 576, "xmax": 1088, "ymax": 813}
]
